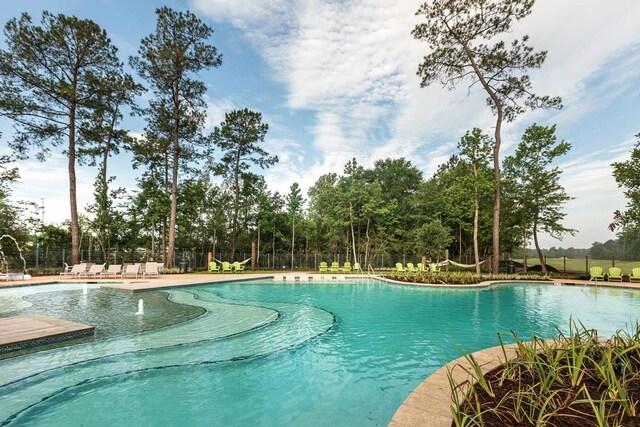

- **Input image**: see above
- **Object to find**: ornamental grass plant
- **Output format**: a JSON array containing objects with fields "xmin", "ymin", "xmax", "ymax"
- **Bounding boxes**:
[
  {"xmin": 450, "ymin": 322, "xmax": 640, "ymax": 426},
  {"xmin": 384, "ymin": 271, "xmax": 552, "ymax": 285}
]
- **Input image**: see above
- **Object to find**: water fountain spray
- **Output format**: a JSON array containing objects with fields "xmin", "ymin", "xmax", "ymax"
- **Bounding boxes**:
[{"xmin": 0, "ymin": 235, "xmax": 27, "ymax": 280}]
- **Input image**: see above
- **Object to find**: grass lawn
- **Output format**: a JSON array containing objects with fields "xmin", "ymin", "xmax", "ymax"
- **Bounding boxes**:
[{"xmin": 514, "ymin": 257, "xmax": 640, "ymax": 273}]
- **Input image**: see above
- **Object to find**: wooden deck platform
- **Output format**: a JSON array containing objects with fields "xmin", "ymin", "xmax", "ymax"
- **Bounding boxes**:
[{"xmin": 0, "ymin": 314, "xmax": 95, "ymax": 353}]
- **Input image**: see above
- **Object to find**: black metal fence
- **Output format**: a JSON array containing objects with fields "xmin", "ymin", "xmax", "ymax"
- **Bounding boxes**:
[
  {"xmin": 5, "ymin": 243, "xmax": 637, "ymax": 276},
  {"xmin": 4, "ymin": 245, "xmax": 429, "ymax": 274}
]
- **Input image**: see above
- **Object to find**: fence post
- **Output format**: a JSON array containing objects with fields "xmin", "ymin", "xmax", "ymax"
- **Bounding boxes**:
[
  {"xmin": 35, "ymin": 242, "xmax": 39, "ymax": 275},
  {"xmin": 586, "ymin": 255, "xmax": 589, "ymax": 274},
  {"xmin": 62, "ymin": 248, "xmax": 65, "ymax": 267},
  {"xmin": 563, "ymin": 256, "xmax": 566, "ymax": 273},
  {"xmin": 612, "ymin": 257, "xmax": 615, "ymax": 267}
]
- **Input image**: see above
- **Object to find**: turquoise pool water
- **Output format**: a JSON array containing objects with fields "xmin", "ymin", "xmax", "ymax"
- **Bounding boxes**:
[{"xmin": 1, "ymin": 280, "xmax": 640, "ymax": 425}]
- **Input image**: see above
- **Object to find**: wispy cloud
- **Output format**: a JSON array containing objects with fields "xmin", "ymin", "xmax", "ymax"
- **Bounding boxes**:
[
  {"xmin": 204, "ymin": 96, "xmax": 237, "ymax": 131},
  {"xmin": 180, "ymin": 0, "xmax": 640, "ymax": 247},
  {"xmin": 8, "ymin": 154, "xmax": 97, "ymax": 226}
]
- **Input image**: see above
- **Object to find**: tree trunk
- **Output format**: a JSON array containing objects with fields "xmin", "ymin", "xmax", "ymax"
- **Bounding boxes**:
[
  {"xmin": 251, "ymin": 240, "xmax": 256, "ymax": 270},
  {"xmin": 291, "ymin": 216, "xmax": 295, "ymax": 269},
  {"xmin": 459, "ymin": 224, "xmax": 462, "ymax": 260},
  {"xmin": 349, "ymin": 202, "xmax": 357, "ymax": 262},
  {"xmin": 461, "ymin": 43, "xmax": 503, "ymax": 274},
  {"xmin": 491, "ymin": 112, "xmax": 503, "ymax": 274},
  {"xmin": 167, "ymin": 128, "xmax": 179, "ymax": 268},
  {"xmin": 257, "ymin": 222, "xmax": 260, "ymax": 267},
  {"xmin": 533, "ymin": 222, "xmax": 547, "ymax": 275},
  {"xmin": 473, "ymin": 189, "xmax": 480, "ymax": 276},
  {"xmin": 231, "ymin": 153, "xmax": 241, "ymax": 258},
  {"xmin": 151, "ymin": 222, "xmax": 156, "ymax": 260},
  {"xmin": 522, "ymin": 231, "xmax": 528, "ymax": 273},
  {"xmin": 69, "ymin": 103, "xmax": 80, "ymax": 264},
  {"xmin": 364, "ymin": 217, "xmax": 371, "ymax": 267}
]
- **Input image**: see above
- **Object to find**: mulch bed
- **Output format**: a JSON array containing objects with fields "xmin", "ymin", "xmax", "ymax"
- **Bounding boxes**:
[{"xmin": 456, "ymin": 349, "xmax": 640, "ymax": 426}]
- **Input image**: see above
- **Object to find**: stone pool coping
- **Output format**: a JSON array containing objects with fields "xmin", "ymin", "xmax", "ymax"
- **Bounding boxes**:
[
  {"xmin": 378, "ymin": 275, "xmax": 640, "ymax": 291},
  {"xmin": 389, "ymin": 342, "xmax": 526, "ymax": 427}
]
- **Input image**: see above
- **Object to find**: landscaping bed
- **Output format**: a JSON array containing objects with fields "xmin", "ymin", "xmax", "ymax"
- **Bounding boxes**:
[
  {"xmin": 383, "ymin": 271, "xmax": 555, "ymax": 285},
  {"xmin": 451, "ymin": 325, "xmax": 640, "ymax": 426}
]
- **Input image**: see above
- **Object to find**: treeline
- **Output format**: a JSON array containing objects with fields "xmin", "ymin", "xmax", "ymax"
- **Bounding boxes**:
[{"xmin": 521, "ymin": 235, "xmax": 640, "ymax": 261}]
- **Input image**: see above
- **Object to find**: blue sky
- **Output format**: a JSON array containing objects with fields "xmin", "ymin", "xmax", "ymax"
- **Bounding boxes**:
[{"xmin": 2, "ymin": 0, "xmax": 640, "ymax": 249}]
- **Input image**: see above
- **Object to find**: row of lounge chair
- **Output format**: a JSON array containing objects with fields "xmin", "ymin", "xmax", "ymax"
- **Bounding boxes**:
[
  {"xmin": 208, "ymin": 261, "xmax": 246, "ymax": 273},
  {"xmin": 60, "ymin": 262, "xmax": 161, "ymax": 279},
  {"xmin": 318, "ymin": 262, "xmax": 363, "ymax": 273},
  {"xmin": 395, "ymin": 262, "xmax": 441, "ymax": 274},
  {"xmin": 589, "ymin": 266, "xmax": 640, "ymax": 282}
]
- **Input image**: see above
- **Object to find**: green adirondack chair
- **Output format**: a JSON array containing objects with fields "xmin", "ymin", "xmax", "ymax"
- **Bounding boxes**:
[
  {"xmin": 630, "ymin": 267, "xmax": 640, "ymax": 282},
  {"xmin": 208, "ymin": 261, "xmax": 220, "ymax": 273},
  {"xmin": 608, "ymin": 267, "xmax": 622, "ymax": 282},
  {"xmin": 429, "ymin": 263, "xmax": 441, "ymax": 273},
  {"xmin": 589, "ymin": 266, "xmax": 604, "ymax": 281},
  {"xmin": 406, "ymin": 263, "xmax": 418, "ymax": 274},
  {"xmin": 353, "ymin": 262, "xmax": 362, "ymax": 273},
  {"xmin": 395, "ymin": 263, "xmax": 406, "ymax": 274},
  {"xmin": 233, "ymin": 261, "xmax": 245, "ymax": 273},
  {"xmin": 416, "ymin": 263, "xmax": 425, "ymax": 273},
  {"xmin": 222, "ymin": 261, "xmax": 232, "ymax": 273},
  {"xmin": 330, "ymin": 262, "xmax": 340, "ymax": 273},
  {"xmin": 342, "ymin": 262, "xmax": 352, "ymax": 273},
  {"xmin": 319, "ymin": 262, "xmax": 328, "ymax": 273}
]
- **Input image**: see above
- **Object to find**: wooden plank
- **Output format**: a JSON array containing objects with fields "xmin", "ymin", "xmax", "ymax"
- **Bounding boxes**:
[{"xmin": 0, "ymin": 314, "xmax": 95, "ymax": 351}]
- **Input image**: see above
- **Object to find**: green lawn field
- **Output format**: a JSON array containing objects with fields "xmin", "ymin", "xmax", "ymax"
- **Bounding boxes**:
[{"xmin": 513, "ymin": 257, "xmax": 639, "ymax": 274}]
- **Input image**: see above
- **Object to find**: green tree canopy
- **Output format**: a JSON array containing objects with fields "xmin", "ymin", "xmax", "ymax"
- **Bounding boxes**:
[
  {"xmin": 211, "ymin": 108, "xmax": 277, "ymax": 258},
  {"xmin": 612, "ymin": 133, "xmax": 640, "ymax": 236},
  {"xmin": 412, "ymin": 0, "xmax": 562, "ymax": 272},
  {"xmin": 130, "ymin": 6, "xmax": 222, "ymax": 267},
  {"xmin": 503, "ymin": 123, "xmax": 574, "ymax": 274},
  {"xmin": 0, "ymin": 11, "xmax": 125, "ymax": 264}
]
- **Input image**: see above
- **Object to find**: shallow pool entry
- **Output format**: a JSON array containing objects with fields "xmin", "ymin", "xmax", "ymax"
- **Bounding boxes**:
[
  {"xmin": 19, "ymin": 288, "xmax": 205, "ymax": 339},
  {"xmin": 1, "ymin": 281, "xmax": 639, "ymax": 426}
]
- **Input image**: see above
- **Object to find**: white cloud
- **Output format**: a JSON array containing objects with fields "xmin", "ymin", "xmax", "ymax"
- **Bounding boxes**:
[
  {"xmin": 8, "ymin": 154, "xmax": 97, "ymax": 225},
  {"xmin": 536, "ymin": 142, "xmax": 632, "ymax": 248},
  {"xmin": 204, "ymin": 96, "xmax": 237, "ymax": 130}
]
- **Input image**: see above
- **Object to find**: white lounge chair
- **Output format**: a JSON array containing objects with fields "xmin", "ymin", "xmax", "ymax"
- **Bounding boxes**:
[
  {"xmin": 143, "ymin": 262, "xmax": 160, "ymax": 278},
  {"xmin": 62, "ymin": 263, "xmax": 87, "ymax": 278},
  {"xmin": 83, "ymin": 263, "xmax": 105, "ymax": 278},
  {"xmin": 59, "ymin": 263, "xmax": 73, "ymax": 276},
  {"xmin": 122, "ymin": 264, "xmax": 141, "ymax": 278},
  {"xmin": 101, "ymin": 264, "xmax": 122, "ymax": 278}
]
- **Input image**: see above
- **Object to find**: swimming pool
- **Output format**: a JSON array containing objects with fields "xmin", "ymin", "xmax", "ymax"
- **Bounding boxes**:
[{"xmin": 1, "ymin": 280, "xmax": 639, "ymax": 425}]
